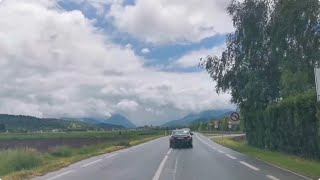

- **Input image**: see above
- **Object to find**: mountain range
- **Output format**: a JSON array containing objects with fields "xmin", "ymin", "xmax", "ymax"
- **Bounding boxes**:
[
  {"xmin": 64, "ymin": 114, "xmax": 136, "ymax": 129},
  {"xmin": 0, "ymin": 114, "xmax": 123, "ymax": 131},
  {"xmin": 162, "ymin": 109, "xmax": 233, "ymax": 127}
]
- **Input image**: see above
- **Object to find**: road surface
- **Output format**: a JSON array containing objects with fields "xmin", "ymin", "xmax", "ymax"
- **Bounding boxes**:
[{"xmin": 34, "ymin": 133, "xmax": 311, "ymax": 180}]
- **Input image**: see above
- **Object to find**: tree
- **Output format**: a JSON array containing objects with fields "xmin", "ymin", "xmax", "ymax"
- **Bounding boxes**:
[{"xmin": 202, "ymin": 0, "xmax": 320, "ymax": 149}]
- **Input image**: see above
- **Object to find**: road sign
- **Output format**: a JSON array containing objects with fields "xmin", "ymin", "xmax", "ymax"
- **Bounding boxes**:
[
  {"xmin": 230, "ymin": 112, "xmax": 240, "ymax": 121},
  {"xmin": 213, "ymin": 121, "xmax": 219, "ymax": 129},
  {"xmin": 229, "ymin": 120, "xmax": 240, "ymax": 125},
  {"xmin": 228, "ymin": 124, "xmax": 232, "ymax": 129},
  {"xmin": 315, "ymin": 67, "xmax": 320, "ymax": 101}
]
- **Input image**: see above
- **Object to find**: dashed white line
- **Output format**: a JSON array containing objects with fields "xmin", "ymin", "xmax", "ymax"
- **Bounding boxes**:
[
  {"xmin": 266, "ymin": 175, "xmax": 280, "ymax": 180},
  {"xmin": 225, "ymin": 154, "xmax": 237, "ymax": 159},
  {"xmin": 152, "ymin": 149, "xmax": 172, "ymax": 180},
  {"xmin": 173, "ymin": 158, "xmax": 178, "ymax": 180},
  {"xmin": 81, "ymin": 159, "xmax": 103, "ymax": 168},
  {"xmin": 47, "ymin": 170, "xmax": 74, "ymax": 180},
  {"xmin": 239, "ymin": 161, "xmax": 260, "ymax": 171},
  {"xmin": 218, "ymin": 150, "xmax": 225, "ymax": 153},
  {"xmin": 105, "ymin": 153, "xmax": 118, "ymax": 159}
]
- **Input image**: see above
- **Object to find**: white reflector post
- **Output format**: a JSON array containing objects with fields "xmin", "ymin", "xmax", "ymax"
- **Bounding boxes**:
[{"xmin": 315, "ymin": 67, "xmax": 320, "ymax": 101}]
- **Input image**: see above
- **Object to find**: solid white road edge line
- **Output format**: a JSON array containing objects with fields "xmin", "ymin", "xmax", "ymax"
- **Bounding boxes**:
[
  {"xmin": 81, "ymin": 159, "xmax": 103, "ymax": 168},
  {"xmin": 225, "ymin": 154, "xmax": 237, "ymax": 159},
  {"xmin": 105, "ymin": 153, "xmax": 118, "ymax": 159},
  {"xmin": 239, "ymin": 161, "xmax": 260, "ymax": 171},
  {"xmin": 152, "ymin": 149, "xmax": 172, "ymax": 180},
  {"xmin": 199, "ymin": 132, "xmax": 313, "ymax": 180},
  {"xmin": 121, "ymin": 149, "xmax": 129, "ymax": 153},
  {"xmin": 266, "ymin": 175, "xmax": 280, "ymax": 180},
  {"xmin": 259, "ymin": 159, "xmax": 313, "ymax": 180},
  {"xmin": 47, "ymin": 170, "xmax": 74, "ymax": 180}
]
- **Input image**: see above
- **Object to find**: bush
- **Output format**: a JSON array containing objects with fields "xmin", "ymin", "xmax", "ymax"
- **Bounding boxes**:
[
  {"xmin": 244, "ymin": 91, "xmax": 320, "ymax": 159},
  {"xmin": 49, "ymin": 146, "xmax": 73, "ymax": 157},
  {"xmin": 0, "ymin": 149, "xmax": 42, "ymax": 176}
]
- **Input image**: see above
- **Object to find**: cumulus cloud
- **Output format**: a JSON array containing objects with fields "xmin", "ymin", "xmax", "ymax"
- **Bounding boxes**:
[
  {"xmin": 173, "ymin": 44, "xmax": 225, "ymax": 68},
  {"xmin": 116, "ymin": 99, "xmax": 139, "ymax": 111},
  {"xmin": 141, "ymin": 48, "xmax": 150, "ymax": 54},
  {"xmin": 107, "ymin": 0, "xmax": 234, "ymax": 44},
  {"xmin": 0, "ymin": 0, "xmax": 233, "ymax": 125}
]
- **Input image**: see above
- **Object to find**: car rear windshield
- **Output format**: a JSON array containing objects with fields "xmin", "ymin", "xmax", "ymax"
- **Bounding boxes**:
[{"xmin": 172, "ymin": 130, "xmax": 189, "ymax": 135}]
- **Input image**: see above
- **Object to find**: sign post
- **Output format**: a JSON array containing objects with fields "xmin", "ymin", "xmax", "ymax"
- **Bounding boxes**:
[{"xmin": 314, "ymin": 67, "xmax": 320, "ymax": 101}]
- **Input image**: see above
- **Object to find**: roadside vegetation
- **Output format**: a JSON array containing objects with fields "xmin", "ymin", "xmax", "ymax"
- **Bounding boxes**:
[
  {"xmin": 0, "ymin": 130, "xmax": 164, "ymax": 180},
  {"xmin": 213, "ymin": 137, "xmax": 320, "ymax": 179},
  {"xmin": 202, "ymin": 0, "xmax": 320, "ymax": 160}
]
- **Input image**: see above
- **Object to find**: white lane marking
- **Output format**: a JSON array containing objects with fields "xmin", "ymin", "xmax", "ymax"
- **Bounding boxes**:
[
  {"xmin": 173, "ymin": 158, "xmax": 178, "ymax": 180},
  {"xmin": 167, "ymin": 148, "xmax": 172, "ymax": 155},
  {"xmin": 81, "ymin": 159, "xmax": 103, "ymax": 168},
  {"xmin": 152, "ymin": 149, "xmax": 172, "ymax": 180},
  {"xmin": 239, "ymin": 161, "xmax": 260, "ymax": 171},
  {"xmin": 47, "ymin": 170, "xmax": 74, "ymax": 180},
  {"xmin": 225, "ymin": 154, "xmax": 237, "ymax": 159},
  {"xmin": 105, "ymin": 153, "xmax": 118, "ymax": 159},
  {"xmin": 218, "ymin": 150, "xmax": 225, "ymax": 153},
  {"xmin": 266, "ymin": 175, "xmax": 280, "ymax": 180}
]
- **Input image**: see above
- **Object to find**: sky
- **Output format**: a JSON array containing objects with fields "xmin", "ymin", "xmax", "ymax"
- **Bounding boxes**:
[{"xmin": 0, "ymin": 0, "xmax": 235, "ymax": 125}]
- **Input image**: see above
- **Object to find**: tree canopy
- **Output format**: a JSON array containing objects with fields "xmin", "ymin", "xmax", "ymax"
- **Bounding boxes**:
[{"xmin": 203, "ymin": 0, "xmax": 320, "ymax": 109}]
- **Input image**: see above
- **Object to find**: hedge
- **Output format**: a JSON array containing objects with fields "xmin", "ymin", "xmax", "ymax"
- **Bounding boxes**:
[{"xmin": 244, "ymin": 91, "xmax": 320, "ymax": 159}]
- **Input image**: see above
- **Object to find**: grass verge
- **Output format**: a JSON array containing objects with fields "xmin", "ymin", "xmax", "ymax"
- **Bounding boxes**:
[
  {"xmin": 1, "ymin": 134, "xmax": 163, "ymax": 180},
  {"xmin": 212, "ymin": 137, "xmax": 320, "ymax": 179}
]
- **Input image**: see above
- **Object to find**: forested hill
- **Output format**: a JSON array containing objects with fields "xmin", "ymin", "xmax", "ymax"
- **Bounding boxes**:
[{"xmin": 0, "ymin": 114, "xmax": 123, "ymax": 132}]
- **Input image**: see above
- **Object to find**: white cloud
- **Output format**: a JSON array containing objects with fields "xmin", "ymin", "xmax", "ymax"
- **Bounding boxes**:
[
  {"xmin": 116, "ymin": 99, "xmax": 139, "ymax": 111},
  {"xmin": 141, "ymin": 48, "xmax": 150, "ymax": 54},
  {"xmin": 173, "ymin": 44, "xmax": 225, "ymax": 68},
  {"xmin": 0, "ymin": 0, "xmax": 233, "ymax": 125},
  {"xmin": 107, "ymin": 0, "xmax": 234, "ymax": 44}
]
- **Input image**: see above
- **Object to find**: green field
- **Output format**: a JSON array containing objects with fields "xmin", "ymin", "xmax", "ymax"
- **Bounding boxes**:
[
  {"xmin": 0, "ymin": 130, "xmax": 164, "ymax": 180},
  {"xmin": 212, "ymin": 137, "xmax": 320, "ymax": 179},
  {"xmin": 0, "ymin": 130, "xmax": 158, "ymax": 140}
]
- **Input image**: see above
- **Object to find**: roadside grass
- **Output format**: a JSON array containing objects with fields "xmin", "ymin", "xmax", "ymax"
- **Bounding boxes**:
[
  {"xmin": 212, "ymin": 137, "xmax": 320, "ymax": 179},
  {"xmin": 49, "ymin": 146, "xmax": 74, "ymax": 157},
  {"xmin": 0, "ymin": 149, "xmax": 43, "ymax": 176},
  {"xmin": 0, "ymin": 132, "xmax": 163, "ymax": 180},
  {"xmin": 202, "ymin": 133, "xmax": 221, "ymax": 137}
]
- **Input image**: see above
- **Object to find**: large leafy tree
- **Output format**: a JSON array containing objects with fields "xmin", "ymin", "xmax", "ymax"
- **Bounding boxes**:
[
  {"xmin": 202, "ymin": 0, "xmax": 320, "ymax": 150},
  {"xmin": 203, "ymin": 0, "xmax": 278, "ymax": 110},
  {"xmin": 203, "ymin": 0, "xmax": 319, "ymax": 108}
]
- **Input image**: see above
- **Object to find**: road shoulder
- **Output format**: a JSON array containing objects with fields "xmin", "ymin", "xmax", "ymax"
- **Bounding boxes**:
[{"xmin": 211, "ymin": 136, "xmax": 320, "ymax": 180}]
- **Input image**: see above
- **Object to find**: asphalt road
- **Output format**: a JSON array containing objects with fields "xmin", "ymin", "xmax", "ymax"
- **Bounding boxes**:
[{"xmin": 34, "ymin": 133, "xmax": 311, "ymax": 180}]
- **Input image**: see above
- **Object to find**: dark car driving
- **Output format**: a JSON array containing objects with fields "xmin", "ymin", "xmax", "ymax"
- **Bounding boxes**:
[{"xmin": 169, "ymin": 129, "xmax": 193, "ymax": 148}]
